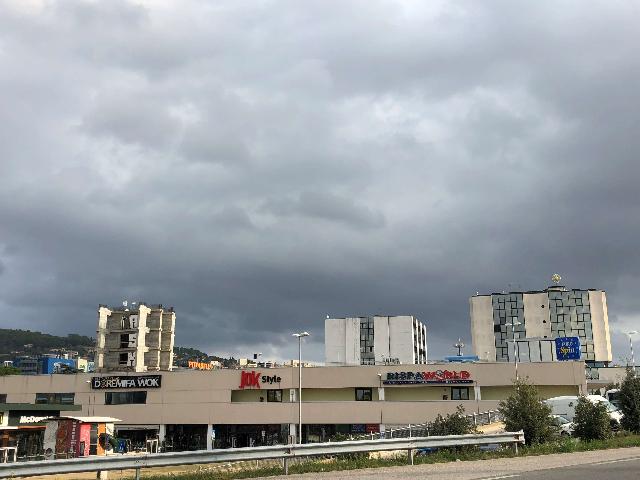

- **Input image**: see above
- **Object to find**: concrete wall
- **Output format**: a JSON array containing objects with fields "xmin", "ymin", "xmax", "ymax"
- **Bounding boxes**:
[
  {"xmin": 523, "ymin": 293, "xmax": 551, "ymax": 338},
  {"xmin": 388, "ymin": 316, "xmax": 414, "ymax": 364},
  {"xmin": 590, "ymin": 290, "xmax": 613, "ymax": 362},
  {"xmin": 470, "ymin": 296, "xmax": 495, "ymax": 361}
]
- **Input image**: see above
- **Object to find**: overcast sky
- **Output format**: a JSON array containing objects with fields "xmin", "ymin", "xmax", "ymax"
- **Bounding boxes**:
[{"xmin": 1, "ymin": 0, "xmax": 639, "ymax": 364}]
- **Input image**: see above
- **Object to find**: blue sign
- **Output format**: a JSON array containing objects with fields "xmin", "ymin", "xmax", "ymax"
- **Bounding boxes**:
[{"xmin": 555, "ymin": 337, "xmax": 581, "ymax": 360}]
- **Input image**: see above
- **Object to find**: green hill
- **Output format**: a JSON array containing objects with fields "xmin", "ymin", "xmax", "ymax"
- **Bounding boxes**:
[{"xmin": 0, "ymin": 328, "xmax": 95, "ymax": 357}]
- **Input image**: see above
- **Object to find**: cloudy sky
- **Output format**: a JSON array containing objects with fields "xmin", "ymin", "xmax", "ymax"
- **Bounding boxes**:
[{"xmin": 1, "ymin": 0, "xmax": 639, "ymax": 363}]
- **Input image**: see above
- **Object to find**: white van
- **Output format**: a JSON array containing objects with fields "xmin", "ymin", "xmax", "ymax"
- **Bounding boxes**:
[
  {"xmin": 605, "ymin": 389, "xmax": 621, "ymax": 409},
  {"xmin": 545, "ymin": 395, "xmax": 623, "ymax": 426}
]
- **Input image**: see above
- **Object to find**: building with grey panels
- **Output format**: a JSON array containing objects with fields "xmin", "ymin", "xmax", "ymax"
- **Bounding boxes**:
[{"xmin": 470, "ymin": 285, "xmax": 612, "ymax": 365}]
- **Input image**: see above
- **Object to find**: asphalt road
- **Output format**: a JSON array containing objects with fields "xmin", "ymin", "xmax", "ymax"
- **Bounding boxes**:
[
  {"xmin": 512, "ymin": 456, "xmax": 640, "ymax": 480},
  {"xmin": 260, "ymin": 446, "xmax": 640, "ymax": 480}
]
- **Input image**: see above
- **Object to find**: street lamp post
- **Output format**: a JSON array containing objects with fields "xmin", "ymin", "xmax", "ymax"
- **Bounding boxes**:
[
  {"xmin": 505, "ymin": 321, "xmax": 522, "ymax": 381},
  {"xmin": 628, "ymin": 331, "xmax": 638, "ymax": 375},
  {"xmin": 292, "ymin": 332, "xmax": 310, "ymax": 444}
]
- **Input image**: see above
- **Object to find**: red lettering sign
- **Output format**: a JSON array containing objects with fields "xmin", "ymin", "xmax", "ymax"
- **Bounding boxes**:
[{"xmin": 239, "ymin": 371, "xmax": 261, "ymax": 389}]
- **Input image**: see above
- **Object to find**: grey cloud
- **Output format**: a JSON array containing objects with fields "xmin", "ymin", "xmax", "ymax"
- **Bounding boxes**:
[
  {"xmin": 262, "ymin": 191, "xmax": 385, "ymax": 229},
  {"xmin": 0, "ymin": 0, "xmax": 639, "ymax": 362}
]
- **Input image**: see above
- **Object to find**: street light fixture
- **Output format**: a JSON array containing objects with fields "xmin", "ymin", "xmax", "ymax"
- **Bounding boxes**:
[
  {"xmin": 628, "ymin": 331, "xmax": 638, "ymax": 375},
  {"xmin": 505, "ymin": 320, "xmax": 522, "ymax": 381},
  {"xmin": 292, "ymin": 332, "xmax": 310, "ymax": 444}
]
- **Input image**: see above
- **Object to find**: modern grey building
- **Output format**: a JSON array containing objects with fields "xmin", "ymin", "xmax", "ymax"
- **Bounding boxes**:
[
  {"xmin": 325, "ymin": 315, "xmax": 427, "ymax": 366},
  {"xmin": 95, "ymin": 303, "xmax": 176, "ymax": 372},
  {"xmin": 470, "ymin": 285, "xmax": 612, "ymax": 365}
]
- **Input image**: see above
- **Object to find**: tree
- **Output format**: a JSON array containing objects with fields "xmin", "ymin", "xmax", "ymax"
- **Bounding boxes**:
[
  {"xmin": 428, "ymin": 405, "xmax": 476, "ymax": 436},
  {"xmin": 0, "ymin": 365, "xmax": 21, "ymax": 376},
  {"xmin": 498, "ymin": 378, "xmax": 555, "ymax": 445},
  {"xmin": 619, "ymin": 369, "xmax": 640, "ymax": 433},
  {"xmin": 573, "ymin": 396, "xmax": 611, "ymax": 440}
]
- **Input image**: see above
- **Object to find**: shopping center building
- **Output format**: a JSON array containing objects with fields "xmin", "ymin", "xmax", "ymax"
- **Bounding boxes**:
[{"xmin": 0, "ymin": 361, "xmax": 585, "ymax": 453}]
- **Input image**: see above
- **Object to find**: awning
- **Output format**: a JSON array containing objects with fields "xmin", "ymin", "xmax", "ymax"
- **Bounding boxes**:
[{"xmin": 115, "ymin": 425, "xmax": 160, "ymax": 431}]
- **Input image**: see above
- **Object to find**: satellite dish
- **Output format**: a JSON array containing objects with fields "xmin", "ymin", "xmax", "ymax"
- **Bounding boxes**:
[{"xmin": 551, "ymin": 273, "xmax": 561, "ymax": 284}]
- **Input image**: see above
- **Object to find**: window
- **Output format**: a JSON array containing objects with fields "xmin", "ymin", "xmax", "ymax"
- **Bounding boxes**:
[
  {"xmin": 0, "ymin": 394, "xmax": 6, "ymax": 403},
  {"xmin": 105, "ymin": 391, "xmax": 147, "ymax": 405},
  {"xmin": 119, "ymin": 353, "xmax": 128, "ymax": 365},
  {"xmin": 267, "ymin": 390, "xmax": 282, "ymax": 402},
  {"xmin": 35, "ymin": 393, "xmax": 75, "ymax": 405},
  {"xmin": 120, "ymin": 334, "xmax": 129, "ymax": 348},
  {"xmin": 355, "ymin": 388, "xmax": 372, "ymax": 401},
  {"xmin": 451, "ymin": 387, "xmax": 469, "ymax": 400}
]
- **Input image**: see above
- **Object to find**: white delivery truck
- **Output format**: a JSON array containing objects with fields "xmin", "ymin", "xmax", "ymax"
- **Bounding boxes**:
[{"xmin": 545, "ymin": 395, "xmax": 623, "ymax": 427}]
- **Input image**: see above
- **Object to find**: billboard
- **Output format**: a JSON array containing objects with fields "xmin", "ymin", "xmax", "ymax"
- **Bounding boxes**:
[
  {"xmin": 41, "ymin": 357, "xmax": 76, "ymax": 374},
  {"xmin": 555, "ymin": 337, "xmax": 581, "ymax": 360}
]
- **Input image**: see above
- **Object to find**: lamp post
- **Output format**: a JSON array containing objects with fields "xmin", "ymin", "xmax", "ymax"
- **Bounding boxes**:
[
  {"xmin": 628, "ymin": 331, "xmax": 638, "ymax": 375},
  {"xmin": 505, "ymin": 320, "xmax": 522, "ymax": 381},
  {"xmin": 292, "ymin": 332, "xmax": 310, "ymax": 444}
]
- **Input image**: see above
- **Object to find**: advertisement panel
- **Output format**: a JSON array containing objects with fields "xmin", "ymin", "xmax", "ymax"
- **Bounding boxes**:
[
  {"xmin": 555, "ymin": 337, "xmax": 581, "ymax": 360},
  {"xmin": 91, "ymin": 375, "xmax": 162, "ymax": 389}
]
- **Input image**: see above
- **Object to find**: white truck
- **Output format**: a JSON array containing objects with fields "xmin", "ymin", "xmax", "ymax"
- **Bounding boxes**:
[{"xmin": 545, "ymin": 395, "xmax": 623, "ymax": 427}]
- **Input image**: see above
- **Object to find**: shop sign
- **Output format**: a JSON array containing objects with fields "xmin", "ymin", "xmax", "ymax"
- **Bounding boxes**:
[
  {"xmin": 555, "ymin": 337, "xmax": 581, "ymax": 361},
  {"xmin": 91, "ymin": 375, "xmax": 162, "ymax": 389},
  {"xmin": 238, "ymin": 371, "xmax": 282, "ymax": 389},
  {"xmin": 383, "ymin": 370, "xmax": 472, "ymax": 385},
  {"xmin": 365, "ymin": 424, "xmax": 379, "ymax": 433},
  {"xmin": 9, "ymin": 410, "xmax": 57, "ymax": 426},
  {"xmin": 188, "ymin": 361, "xmax": 212, "ymax": 370},
  {"xmin": 351, "ymin": 424, "xmax": 366, "ymax": 433}
]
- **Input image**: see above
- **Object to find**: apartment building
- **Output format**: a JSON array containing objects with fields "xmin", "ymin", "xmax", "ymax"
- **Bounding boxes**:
[
  {"xmin": 325, "ymin": 316, "xmax": 427, "ymax": 366},
  {"xmin": 470, "ymin": 285, "xmax": 612, "ymax": 365},
  {"xmin": 95, "ymin": 303, "xmax": 175, "ymax": 373}
]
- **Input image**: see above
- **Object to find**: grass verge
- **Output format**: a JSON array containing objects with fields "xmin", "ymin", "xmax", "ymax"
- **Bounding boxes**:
[{"xmin": 138, "ymin": 433, "xmax": 640, "ymax": 480}]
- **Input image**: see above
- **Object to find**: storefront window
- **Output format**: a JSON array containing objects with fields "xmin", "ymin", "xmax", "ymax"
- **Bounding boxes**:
[
  {"xmin": 267, "ymin": 390, "xmax": 282, "ymax": 402},
  {"xmin": 355, "ymin": 388, "xmax": 372, "ymax": 401},
  {"xmin": 105, "ymin": 391, "xmax": 147, "ymax": 405},
  {"xmin": 451, "ymin": 387, "xmax": 469, "ymax": 400},
  {"xmin": 35, "ymin": 393, "xmax": 75, "ymax": 405}
]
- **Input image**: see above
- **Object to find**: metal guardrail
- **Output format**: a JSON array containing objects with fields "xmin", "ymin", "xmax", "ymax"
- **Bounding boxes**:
[{"xmin": 0, "ymin": 431, "xmax": 524, "ymax": 479}]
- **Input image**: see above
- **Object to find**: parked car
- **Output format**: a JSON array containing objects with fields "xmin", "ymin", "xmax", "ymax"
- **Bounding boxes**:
[
  {"xmin": 551, "ymin": 414, "xmax": 574, "ymax": 436},
  {"xmin": 545, "ymin": 395, "xmax": 622, "ymax": 429}
]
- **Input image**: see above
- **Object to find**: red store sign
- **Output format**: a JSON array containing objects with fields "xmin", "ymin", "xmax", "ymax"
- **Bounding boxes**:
[
  {"xmin": 383, "ymin": 370, "xmax": 472, "ymax": 385},
  {"xmin": 238, "ymin": 371, "xmax": 282, "ymax": 389}
]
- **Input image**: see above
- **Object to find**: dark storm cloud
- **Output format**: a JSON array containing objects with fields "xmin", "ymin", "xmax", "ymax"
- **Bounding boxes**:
[{"xmin": 0, "ymin": 0, "xmax": 639, "ymax": 362}]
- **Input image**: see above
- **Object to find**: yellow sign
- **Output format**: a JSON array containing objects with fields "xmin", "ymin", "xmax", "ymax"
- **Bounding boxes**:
[{"xmin": 188, "ymin": 361, "xmax": 212, "ymax": 370}]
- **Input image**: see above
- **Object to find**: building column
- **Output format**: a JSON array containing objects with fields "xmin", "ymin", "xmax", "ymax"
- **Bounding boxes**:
[
  {"xmin": 206, "ymin": 425, "xmax": 213, "ymax": 451},
  {"xmin": 289, "ymin": 423, "xmax": 296, "ymax": 444},
  {"xmin": 474, "ymin": 385, "xmax": 482, "ymax": 401},
  {"xmin": 158, "ymin": 424, "xmax": 166, "ymax": 447}
]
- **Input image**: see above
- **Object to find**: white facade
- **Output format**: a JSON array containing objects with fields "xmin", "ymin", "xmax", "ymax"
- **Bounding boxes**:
[
  {"xmin": 96, "ymin": 303, "xmax": 176, "ymax": 373},
  {"xmin": 470, "ymin": 286, "xmax": 612, "ymax": 364},
  {"xmin": 325, "ymin": 315, "xmax": 427, "ymax": 366}
]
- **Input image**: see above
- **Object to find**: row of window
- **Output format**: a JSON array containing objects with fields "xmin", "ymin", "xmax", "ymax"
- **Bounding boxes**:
[
  {"xmin": 32, "ymin": 392, "xmax": 148, "ymax": 405},
  {"xmin": 9, "ymin": 387, "xmax": 475, "ymax": 407}
]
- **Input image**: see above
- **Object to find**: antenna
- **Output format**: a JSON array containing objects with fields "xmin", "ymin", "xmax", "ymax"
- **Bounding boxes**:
[{"xmin": 454, "ymin": 338, "xmax": 465, "ymax": 356}]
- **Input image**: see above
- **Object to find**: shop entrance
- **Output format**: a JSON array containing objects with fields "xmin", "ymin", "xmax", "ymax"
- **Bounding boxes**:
[
  {"xmin": 114, "ymin": 426, "xmax": 159, "ymax": 453},
  {"xmin": 15, "ymin": 427, "xmax": 44, "ymax": 461},
  {"xmin": 212, "ymin": 424, "xmax": 287, "ymax": 449},
  {"xmin": 164, "ymin": 425, "xmax": 207, "ymax": 451}
]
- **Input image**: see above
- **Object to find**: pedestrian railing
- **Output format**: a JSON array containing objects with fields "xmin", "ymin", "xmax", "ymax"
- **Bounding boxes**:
[
  {"xmin": 0, "ymin": 431, "xmax": 524, "ymax": 479},
  {"xmin": 352, "ymin": 410, "xmax": 504, "ymax": 440}
]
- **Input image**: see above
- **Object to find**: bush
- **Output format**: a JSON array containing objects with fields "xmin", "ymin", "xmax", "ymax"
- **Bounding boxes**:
[
  {"xmin": 0, "ymin": 365, "xmax": 21, "ymax": 376},
  {"xmin": 427, "ymin": 405, "xmax": 476, "ymax": 436},
  {"xmin": 498, "ymin": 378, "xmax": 555, "ymax": 445},
  {"xmin": 573, "ymin": 396, "xmax": 611, "ymax": 440},
  {"xmin": 619, "ymin": 369, "xmax": 640, "ymax": 433}
]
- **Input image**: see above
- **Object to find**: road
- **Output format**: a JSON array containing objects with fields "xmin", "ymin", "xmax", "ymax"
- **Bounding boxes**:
[{"xmin": 259, "ymin": 446, "xmax": 640, "ymax": 480}]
